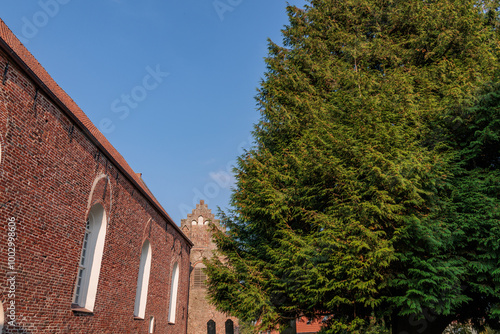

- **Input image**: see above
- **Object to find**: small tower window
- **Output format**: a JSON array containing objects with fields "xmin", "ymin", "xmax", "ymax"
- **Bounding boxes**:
[
  {"xmin": 207, "ymin": 319, "xmax": 216, "ymax": 334},
  {"xmin": 225, "ymin": 319, "xmax": 234, "ymax": 334}
]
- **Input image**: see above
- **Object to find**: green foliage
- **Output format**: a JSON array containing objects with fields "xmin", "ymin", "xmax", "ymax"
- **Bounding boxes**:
[
  {"xmin": 443, "ymin": 321, "xmax": 475, "ymax": 334},
  {"xmin": 204, "ymin": 0, "xmax": 500, "ymax": 332},
  {"xmin": 443, "ymin": 322, "xmax": 500, "ymax": 334},
  {"xmin": 237, "ymin": 320, "xmax": 258, "ymax": 334},
  {"xmin": 439, "ymin": 85, "xmax": 500, "ymax": 330},
  {"xmin": 318, "ymin": 316, "xmax": 390, "ymax": 334},
  {"xmin": 483, "ymin": 327, "xmax": 500, "ymax": 334}
]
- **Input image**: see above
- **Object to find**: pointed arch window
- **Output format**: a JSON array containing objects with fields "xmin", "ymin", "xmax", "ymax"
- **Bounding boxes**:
[
  {"xmin": 168, "ymin": 262, "xmax": 180, "ymax": 323},
  {"xmin": 207, "ymin": 319, "xmax": 216, "ymax": 334},
  {"xmin": 225, "ymin": 319, "xmax": 234, "ymax": 334},
  {"xmin": 134, "ymin": 240, "xmax": 152, "ymax": 319},
  {"xmin": 0, "ymin": 301, "xmax": 4, "ymax": 333},
  {"xmin": 73, "ymin": 204, "xmax": 107, "ymax": 312}
]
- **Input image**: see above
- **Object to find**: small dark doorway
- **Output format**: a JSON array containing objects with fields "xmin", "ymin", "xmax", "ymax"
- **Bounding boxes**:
[
  {"xmin": 225, "ymin": 319, "xmax": 234, "ymax": 334},
  {"xmin": 207, "ymin": 319, "xmax": 216, "ymax": 334}
]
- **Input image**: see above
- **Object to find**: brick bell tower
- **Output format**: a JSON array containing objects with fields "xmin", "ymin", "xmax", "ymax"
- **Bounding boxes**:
[{"xmin": 181, "ymin": 200, "xmax": 239, "ymax": 334}]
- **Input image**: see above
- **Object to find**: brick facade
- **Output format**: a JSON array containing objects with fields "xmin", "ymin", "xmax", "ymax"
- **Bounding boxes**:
[
  {"xmin": 0, "ymin": 19, "xmax": 192, "ymax": 333},
  {"xmin": 181, "ymin": 201, "xmax": 239, "ymax": 334}
]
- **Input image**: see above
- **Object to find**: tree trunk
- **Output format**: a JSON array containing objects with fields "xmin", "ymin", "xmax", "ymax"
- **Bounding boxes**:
[{"xmin": 391, "ymin": 310, "xmax": 452, "ymax": 334}]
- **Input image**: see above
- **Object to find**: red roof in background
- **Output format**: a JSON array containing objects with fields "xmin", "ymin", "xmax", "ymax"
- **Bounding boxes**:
[
  {"xmin": 296, "ymin": 316, "xmax": 324, "ymax": 333},
  {"xmin": 0, "ymin": 18, "xmax": 193, "ymax": 247}
]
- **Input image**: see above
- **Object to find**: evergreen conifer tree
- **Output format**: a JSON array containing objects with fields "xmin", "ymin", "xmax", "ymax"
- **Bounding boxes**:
[
  {"xmin": 437, "ymin": 84, "xmax": 500, "ymax": 332},
  {"xmin": 204, "ymin": 1, "xmax": 500, "ymax": 333}
]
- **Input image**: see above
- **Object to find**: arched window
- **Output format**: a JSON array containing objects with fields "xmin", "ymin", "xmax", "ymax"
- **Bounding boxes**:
[
  {"xmin": 134, "ymin": 240, "xmax": 152, "ymax": 319},
  {"xmin": 225, "ymin": 319, "xmax": 234, "ymax": 334},
  {"xmin": 193, "ymin": 263, "xmax": 207, "ymax": 289},
  {"xmin": 198, "ymin": 215, "xmax": 204, "ymax": 225},
  {"xmin": 73, "ymin": 204, "xmax": 107, "ymax": 312},
  {"xmin": 168, "ymin": 262, "xmax": 180, "ymax": 323},
  {"xmin": 207, "ymin": 319, "xmax": 216, "ymax": 334},
  {"xmin": 0, "ymin": 301, "xmax": 4, "ymax": 333}
]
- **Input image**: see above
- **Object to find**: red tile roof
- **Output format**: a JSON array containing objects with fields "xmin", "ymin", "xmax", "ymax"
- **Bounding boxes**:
[
  {"xmin": 0, "ymin": 18, "xmax": 193, "ymax": 247},
  {"xmin": 296, "ymin": 316, "xmax": 324, "ymax": 333}
]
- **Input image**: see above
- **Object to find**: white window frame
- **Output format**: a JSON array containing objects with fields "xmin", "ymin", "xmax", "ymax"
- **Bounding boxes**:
[
  {"xmin": 134, "ymin": 240, "xmax": 152, "ymax": 319},
  {"xmin": 73, "ymin": 204, "xmax": 107, "ymax": 312},
  {"xmin": 0, "ymin": 300, "xmax": 4, "ymax": 333},
  {"xmin": 149, "ymin": 316, "xmax": 155, "ymax": 333},
  {"xmin": 168, "ymin": 262, "xmax": 180, "ymax": 323}
]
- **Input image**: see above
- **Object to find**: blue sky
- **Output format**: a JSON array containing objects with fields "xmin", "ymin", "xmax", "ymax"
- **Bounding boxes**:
[{"xmin": 1, "ymin": 0, "xmax": 308, "ymax": 224}]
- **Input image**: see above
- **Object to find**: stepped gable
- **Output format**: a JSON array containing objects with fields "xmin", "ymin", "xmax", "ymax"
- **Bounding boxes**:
[
  {"xmin": 181, "ymin": 199, "xmax": 223, "ymax": 250},
  {"xmin": 181, "ymin": 200, "xmax": 220, "ymax": 228}
]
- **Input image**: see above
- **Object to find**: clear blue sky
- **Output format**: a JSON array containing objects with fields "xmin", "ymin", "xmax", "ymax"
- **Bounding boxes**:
[{"xmin": 1, "ymin": 0, "xmax": 308, "ymax": 224}]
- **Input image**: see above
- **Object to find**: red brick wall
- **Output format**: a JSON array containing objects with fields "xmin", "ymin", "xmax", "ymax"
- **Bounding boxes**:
[{"xmin": 0, "ymin": 41, "xmax": 191, "ymax": 333}]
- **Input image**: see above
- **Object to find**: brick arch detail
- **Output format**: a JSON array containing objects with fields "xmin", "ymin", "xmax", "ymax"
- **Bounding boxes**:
[
  {"xmin": 141, "ymin": 218, "xmax": 153, "ymax": 245},
  {"xmin": 192, "ymin": 260, "xmax": 206, "ymax": 268},
  {"xmin": 87, "ymin": 173, "xmax": 112, "ymax": 216}
]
